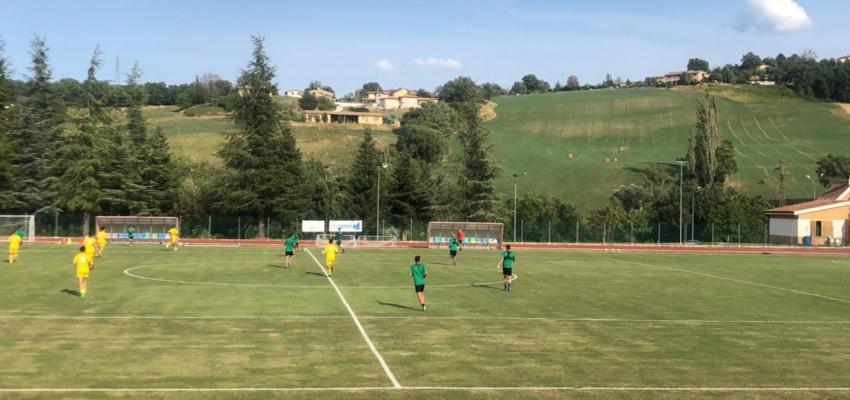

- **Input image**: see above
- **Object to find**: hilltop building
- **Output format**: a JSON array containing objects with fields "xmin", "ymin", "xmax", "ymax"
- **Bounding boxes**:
[
  {"xmin": 764, "ymin": 178, "xmax": 850, "ymax": 246},
  {"xmin": 838, "ymin": 55, "xmax": 850, "ymax": 63},
  {"xmin": 364, "ymin": 88, "xmax": 438, "ymax": 110},
  {"xmin": 283, "ymin": 89, "xmax": 303, "ymax": 98},
  {"xmin": 308, "ymin": 88, "xmax": 336, "ymax": 100},
  {"xmin": 648, "ymin": 70, "xmax": 710, "ymax": 86}
]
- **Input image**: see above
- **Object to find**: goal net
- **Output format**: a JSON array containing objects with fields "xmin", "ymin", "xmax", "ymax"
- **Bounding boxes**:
[
  {"xmin": 95, "ymin": 216, "xmax": 179, "ymax": 244},
  {"xmin": 315, "ymin": 233, "xmax": 358, "ymax": 247},
  {"xmin": 357, "ymin": 234, "xmax": 398, "ymax": 247},
  {"xmin": 0, "ymin": 215, "xmax": 35, "ymax": 242},
  {"xmin": 427, "ymin": 221, "xmax": 503, "ymax": 249}
]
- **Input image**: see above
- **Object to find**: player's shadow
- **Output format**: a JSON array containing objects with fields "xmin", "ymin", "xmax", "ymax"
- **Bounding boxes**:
[
  {"xmin": 266, "ymin": 264, "xmax": 287, "ymax": 269},
  {"xmin": 61, "ymin": 289, "xmax": 80, "ymax": 297},
  {"xmin": 470, "ymin": 283, "xmax": 502, "ymax": 291},
  {"xmin": 376, "ymin": 301, "xmax": 420, "ymax": 311},
  {"xmin": 304, "ymin": 272, "xmax": 326, "ymax": 277}
]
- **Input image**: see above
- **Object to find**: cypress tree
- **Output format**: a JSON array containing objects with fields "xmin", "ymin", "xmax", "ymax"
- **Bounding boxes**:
[
  {"xmin": 143, "ymin": 127, "xmax": 177, "ymax": 213},
  {"xmin": 56, "ymin": 46, "xmax": 116, "ymax": 234},
  {"xmin": 218, "ymin": 36, "xmax": 306, "ymax": 237},
  {"xmin": 8, "ymin": 37, "xmax": 66, "ymax": 213},
  {"xmin": 345, "ymin": 129, "xmax": 381, "ymax": 226},
  {"xmin": 0, "ymin": 37, "xmax": 16, "ymax": 207},
  {"xmin": 457, "ymin": 123, "xmax": 501, "ymax": 220},
  {"xmin": 122, "ymin": 61, "xmax": 154, "ymax": 214},
  {"xmin": 387, "ymin": 151, "xmax": 431, "ymax": 224}
]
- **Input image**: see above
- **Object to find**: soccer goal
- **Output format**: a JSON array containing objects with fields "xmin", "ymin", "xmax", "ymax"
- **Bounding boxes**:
[
  {"xmin": 315, "ymin": 233, "xmax": 358, "ymax": 247},
  {"xmin": 95, "ymin": 216, "xmax": 179, "ymax": 244},
  {"xmin": 0, "ymin": 215, "xmax": 36, "ymax": 242},
  {"xmin": 357, "ymin": 234, "xmax": 398, "ymax": 247},
  {"xmin": 427, "ymin": 221, "xmax": 503, "ymax": 249}
]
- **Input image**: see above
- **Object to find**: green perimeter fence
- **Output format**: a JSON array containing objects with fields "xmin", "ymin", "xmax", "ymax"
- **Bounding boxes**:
[{"xmin": 27, "ymin": 214, "xmax": 846, "ymax": 246}]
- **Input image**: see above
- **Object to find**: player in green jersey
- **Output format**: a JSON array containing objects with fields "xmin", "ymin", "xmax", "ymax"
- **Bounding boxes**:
[
  {"xmin": 409, "ymin": 255, "xmax": 428, "ymax": 311},
  {"xmin": 497, "ymin": 244, "xmax": 516, "ymax": 291},
  {"xmin": 283, "ymin": 232, "xmax": 299, "ymax": 268},
  {"xmin": 448, "ymin": 234, "xmax": 461, "ymax": 266}
]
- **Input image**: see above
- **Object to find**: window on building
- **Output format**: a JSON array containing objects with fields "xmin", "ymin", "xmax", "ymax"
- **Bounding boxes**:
[{"xmin": 815, "ymin": 221, "xmax": 822, "ymax": 237}]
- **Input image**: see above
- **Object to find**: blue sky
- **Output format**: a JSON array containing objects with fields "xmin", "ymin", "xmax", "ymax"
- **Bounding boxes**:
[{"xmin": 1, "ymin": 0, "xmax": 848, "ymax": 94}]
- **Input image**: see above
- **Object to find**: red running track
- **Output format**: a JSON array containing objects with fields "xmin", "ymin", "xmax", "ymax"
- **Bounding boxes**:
[{"xmin": 30, "ymin": 237, "xmax": 850, "ymax": 255}]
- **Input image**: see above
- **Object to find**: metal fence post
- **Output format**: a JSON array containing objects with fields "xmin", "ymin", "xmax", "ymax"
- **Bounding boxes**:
[
  {"xmin": 657, "ymin": 222, "xmax": 660, "ymax": 244},
  {"xmin": 603, "ymin": 221, "xmax": 607, "ymax": 245},
  {"xmin": 630, "ymin": 221, "xmax": 634, "ymax": 245},
  {"xmin": 238, "ymin": 216, "xmax": 241, "ymax": 240},
  {"xmin": 521, "ymin": 219, "xmax": 524, "ymax": 243},
  {"xmin": 576, "ymin": 220, "xmax": 580, "ymax": 243},
  {"xmin": 207, "ymin": 216, "xmax": 212, "ymax": 238},
  {"xmin": 548, "ymin": 219, "xmax": 551, "ymax": 244}
]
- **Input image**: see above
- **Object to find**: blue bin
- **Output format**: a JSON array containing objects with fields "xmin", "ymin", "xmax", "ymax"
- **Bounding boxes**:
[{"xmin": 803, "ymin": 236, "xmax": 811, "ymax": 246}]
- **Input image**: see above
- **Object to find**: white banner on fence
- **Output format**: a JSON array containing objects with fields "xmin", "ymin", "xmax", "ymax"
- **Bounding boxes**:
[
  {"xmin": 329, "ymin": 220, "xmax": 363, "ymax": 233},
  {"xmin": 301, "ymin": 220, "xmax": 325, "ymax": 233}
]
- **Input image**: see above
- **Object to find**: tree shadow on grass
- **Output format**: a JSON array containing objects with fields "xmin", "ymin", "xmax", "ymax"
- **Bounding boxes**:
[
  {"xmin": 376, "ymin": 301, "xmax": 420, "ymax": 311},
  {"xmin": 61, "ymin": 289, "xmax": 80, "ymax": 297}
]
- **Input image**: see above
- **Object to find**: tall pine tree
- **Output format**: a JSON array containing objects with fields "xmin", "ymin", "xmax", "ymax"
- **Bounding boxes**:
[
  {"xmin": 56, "ymin": 46, "xmax": 116, "ymax": 234},
  {"xmin": 218, "ymin": 36, "xmax": 306, "ymax": 237},
  {"xmin": 0, "ymin": 37, "xmax": 16, "ymax": 208},
  {"xmin": 387, "ymin": 150, "xmax": 431, "ymax": 225},
  {"xmin": 693, "ymin": 95, "xmax": 736, "ymax": 187},
  {"xmin": 8, "ymin": 37, "xmax": 66, "ymax": 213},
  {"xmin": 345, "ymin": 129, "xmax": 382, "ymax": 227}
]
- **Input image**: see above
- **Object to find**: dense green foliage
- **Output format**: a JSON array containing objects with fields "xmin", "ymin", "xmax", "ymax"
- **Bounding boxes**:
[{"xmin": 217, "ymin": 37, "xmax": 307, "ymax": 237}]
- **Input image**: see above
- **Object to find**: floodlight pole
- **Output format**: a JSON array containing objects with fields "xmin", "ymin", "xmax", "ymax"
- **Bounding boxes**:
[
  {"xmin": 376, "ymin": 161, "xmax": 388, "ymax": 237},
  {"xmin": 691, "ymin": 186, "xmax": 701, "ymax": 241},
  {"xmin": 676, "ymin": 158, "xmax": 686, "ymax": 245},
  {"xmin": 512, "ymin": 172, "xmax": 527, "ymax": 242}
]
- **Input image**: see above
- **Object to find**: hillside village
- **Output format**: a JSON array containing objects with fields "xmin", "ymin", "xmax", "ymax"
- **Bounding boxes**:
[{"xmin": 283, "ymin": 87, "xmax": 438, "ymax": 126}]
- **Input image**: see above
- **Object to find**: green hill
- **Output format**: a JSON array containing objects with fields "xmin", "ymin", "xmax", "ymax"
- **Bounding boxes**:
[
  {"xmin": 486, "ymin": 85, "xmax": 850, "ymax": 209},
  {"xmin": 142, "ymin": 106, "xmax": 395, "ymax": 166}
]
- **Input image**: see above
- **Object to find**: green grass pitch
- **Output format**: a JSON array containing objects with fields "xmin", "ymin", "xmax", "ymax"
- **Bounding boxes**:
[{"xmin": 2, "ymin": 244, "xmax": 850, "ymax": 399}]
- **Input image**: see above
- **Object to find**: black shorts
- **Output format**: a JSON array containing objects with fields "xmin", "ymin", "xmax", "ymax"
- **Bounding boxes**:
[
  {"xmin": 285, "ymin": 251, "xmax": 294, "ymax": 256},
  {"xmin": 449, "ymin": 250, "xmax": 457, "ymax": 257},
  {"xmin": 503, "ymin": 267, "xmax": 512, "ymax": 277},
  {"xmin": 335, "ymin": 240, "xmax": 342, "ymax": 246},
  {"xmin": 414, "ymin": 284, "xmax": 425, "ymax": 293}
]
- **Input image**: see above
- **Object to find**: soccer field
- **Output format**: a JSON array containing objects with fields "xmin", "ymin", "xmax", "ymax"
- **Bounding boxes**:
[{"xmin": 2, "ymin": 244, "xmax": 850, "ymax": 400}]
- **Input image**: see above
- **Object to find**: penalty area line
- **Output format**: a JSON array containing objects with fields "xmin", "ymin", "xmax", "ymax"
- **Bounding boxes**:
[{"xmin": 304, "ymin": 248, "xmax": 401, "ymax": 388}]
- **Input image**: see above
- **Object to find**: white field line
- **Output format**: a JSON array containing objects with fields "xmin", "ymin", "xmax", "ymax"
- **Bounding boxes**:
[
  {"xmin": 2, "ymin": 314, "xmax": 848, "ymax": 325},
  {"xmin": 123, "ymin": 265, "xmax": 510, "ymax": 289},
  {"xmin": 2, "ymin": 386, "xmax": 850, "ymax": 393},
  {"xmin": 304, "ymin": 248, "xmax": 401, "ymax": 388},
  {"xmin": 604, "ymin": 258, "xmax": 850, "ymax": 305}
]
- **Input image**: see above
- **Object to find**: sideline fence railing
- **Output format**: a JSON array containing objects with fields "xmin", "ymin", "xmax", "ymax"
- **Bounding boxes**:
[{"xmin": 28, "ymin": 214, "xmax": 848, "ymax": 247}]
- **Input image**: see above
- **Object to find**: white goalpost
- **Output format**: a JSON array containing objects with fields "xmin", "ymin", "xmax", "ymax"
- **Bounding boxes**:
[
  {"xmin": 0, "ymin": 215, "xmax": 36, "ymax": 242},
  {"xmin": 95, "ymin": 216, "xmax": 179, "ymax": 244}
]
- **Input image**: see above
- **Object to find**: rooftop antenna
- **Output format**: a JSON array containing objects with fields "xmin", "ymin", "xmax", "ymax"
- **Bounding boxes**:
[{"xmin": 113, "ymin": 57, "xmax": 120, "ymax": 84}]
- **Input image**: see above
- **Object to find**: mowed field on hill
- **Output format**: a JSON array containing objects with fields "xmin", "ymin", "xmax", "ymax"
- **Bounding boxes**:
[
  {"xmin": 486, "ymin": 85, "xmax": 850, "ymax": 209},
  {"xmin": 142, "ymin": 106, "xmax": 395, "ymax": 166}
]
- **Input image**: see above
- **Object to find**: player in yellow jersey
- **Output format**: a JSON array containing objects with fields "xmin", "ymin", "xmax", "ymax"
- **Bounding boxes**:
[
  {"xmin": 8, "ymin": 230, "xmax": 21, "ymax": 264},
  {"xmin": 95, "ymin": 227, "xmax": 108, "ymax": 257},
  {"xmin": 321, "ymin": 242, "xmax": 340, "ymax": 277},
  {"xmin": 83, "ymin": 234, "xmax": 96, "ymax": 266},
  {"xmin": 72, "ymin": 246, "xmax": 93, "ymax": 298},
  {"xmin": 166, "ymin": 226, "xmax": 179, "ymax": 251}
]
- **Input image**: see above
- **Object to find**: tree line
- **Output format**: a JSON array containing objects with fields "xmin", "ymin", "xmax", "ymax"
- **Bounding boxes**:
[{"xmin": 0, "ymin": 37, "xmax": 177, "ymax": 234}]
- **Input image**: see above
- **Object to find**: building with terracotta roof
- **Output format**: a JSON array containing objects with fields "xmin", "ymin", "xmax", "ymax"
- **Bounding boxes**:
[
  {"xmin": 838, "ymin": 55, "xmax": 850, "ymax": 63},
  {"xmin": 764, "ymin": 177, "xmax": 850, "ymax": 245}
]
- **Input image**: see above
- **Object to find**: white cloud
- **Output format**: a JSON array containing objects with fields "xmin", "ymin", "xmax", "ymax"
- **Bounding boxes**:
[
  {"xmin": 413, "ymin": 57, "xmax": 463, "ymax": 69},
  {"xmin": 375, "ymin": 59, "xmax": 394, "ymax": 72},
  {"xmin": 741, "ymin": 0, "xmax": 813, "ymax": 32}
]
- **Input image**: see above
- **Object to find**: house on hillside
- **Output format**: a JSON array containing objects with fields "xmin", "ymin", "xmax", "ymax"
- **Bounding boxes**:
[
  {"xmin": 284, "ymin": 89, "xmax": 303, "ymax": 98},
  {"xmin": 364, "ymin": 88, "xmax": 438, "ymax": 110},
  {"xmin": 748, "ymin": 75, "xmax": 776, "ymax": 85},
  {"xmin": 308, "ymin": 88, "xmax": 336, "ymax": 100},
  {"xmin": 650, "ymin": 70, "xmax": 709, "ymax": 86},
  {"xmin": 764, "ymin": 177, "xmax": 850, "ymax": 246},
  {"xmin": 838, "ymin": 55, "xmax": 850, "ymax": 63},
  {"xmin": 303, "ymin": 110, "xmax": 383, "ymax": 126}
]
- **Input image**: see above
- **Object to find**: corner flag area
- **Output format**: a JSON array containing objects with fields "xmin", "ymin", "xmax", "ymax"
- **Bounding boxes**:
[{"xmin": 2, "ymin": 245, "xmax": 850, "ymax": 399}]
